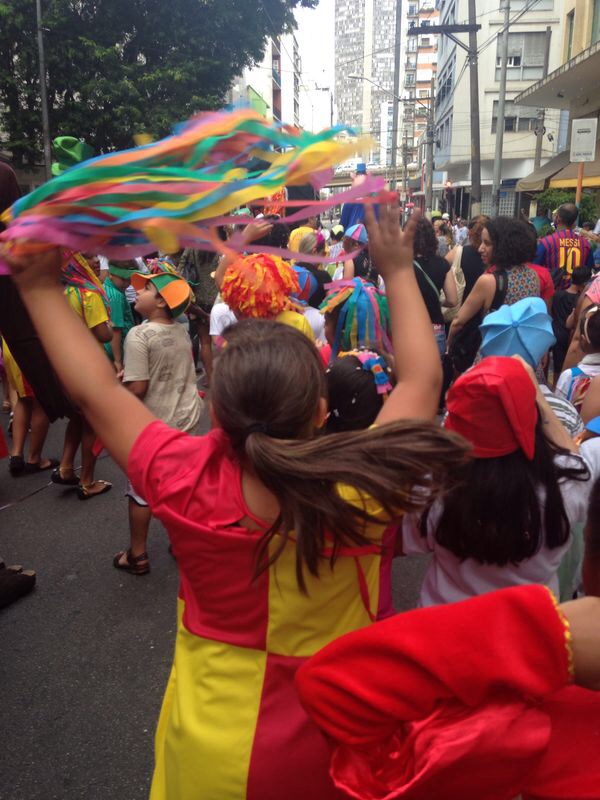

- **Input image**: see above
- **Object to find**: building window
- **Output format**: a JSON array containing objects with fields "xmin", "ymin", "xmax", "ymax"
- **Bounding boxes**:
[
  {"xmin": 593, "ymin": 0, "xmax": 600, "ymax": 46},
  {"xmin": 491, "ymin": 100, "xmax": 538, "ymax": 133},
  {"xmin": 495, "ymin": 31, "xmax": 548, "ymax": 81},
  {"xmin": 408, "ymin": 3, "xmax": 418, "ymax": 15},
  {"xmin": 566, "ymin": 11, "xmax": 575, "ymax": 59},
  {"xmin": 420, "ymin": 37, "xmax": 431, "ymax": 47}
]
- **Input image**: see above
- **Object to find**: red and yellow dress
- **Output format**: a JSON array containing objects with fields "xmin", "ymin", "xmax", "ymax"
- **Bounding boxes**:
[{"xmin": 128, "ymin": 421, "xmax": 397, "ymax": 800}]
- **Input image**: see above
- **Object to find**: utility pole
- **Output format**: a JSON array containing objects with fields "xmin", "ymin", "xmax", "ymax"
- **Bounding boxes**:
[
  {"xmin": 491, "ymin": 0, "xmax": 510, "ymax": 218},
  {"xmin": 533, "ymin": 26, "xmax": 552, "ymax": 170},
  {"xmin": 390, "ymin": 0, "xmax": 403, "ymax": 191},
  {"xmin": 467, "ymin": 0, "xmax": 481, "ymax": 216},
  {"xmin": 424, "ymin": 72, "xmax": 435, "ymax": 217},
  {"xmin": 36, "ymin": 0, "xmax": 52, "ymax": 182}
]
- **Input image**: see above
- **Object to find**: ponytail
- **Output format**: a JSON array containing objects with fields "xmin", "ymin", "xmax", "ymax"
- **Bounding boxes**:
[
  {"xmin": 213, "ymin": 318, "xmax": 471, "ymax": 589},
  {"xmin": 244, "ymin": 421, "xmax": 471, "ymax": 589}
]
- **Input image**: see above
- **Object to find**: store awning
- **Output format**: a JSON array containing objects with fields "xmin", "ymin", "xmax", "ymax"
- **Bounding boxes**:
[
  {"xmin": 515, "ymin": 149, "xmax": 571, "ymax": 192},
  {"xmin": 548, "ymin": 139, "xmax": 600, "ymax": 188}
]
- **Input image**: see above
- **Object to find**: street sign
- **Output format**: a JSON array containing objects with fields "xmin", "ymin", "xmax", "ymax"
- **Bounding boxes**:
[{"xmin": 570, "ymin": 118, "xmax": 598, "ymax": 163}]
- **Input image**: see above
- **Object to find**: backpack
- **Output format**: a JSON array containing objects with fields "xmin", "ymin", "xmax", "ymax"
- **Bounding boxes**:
[{"xmin": 449, "ymin": 271, "xmax": 508, "ymax": 374}]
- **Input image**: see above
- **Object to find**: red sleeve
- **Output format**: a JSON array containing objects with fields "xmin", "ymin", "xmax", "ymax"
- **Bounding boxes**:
[
  {"xmin": 295, "ymin": 586, "xmax": 572, "ymax": 800},
  {"xmin": 530, "ymin": 264, "xmax": 555, "ymax": 301},
  {"xmin": 127, "ymin": 420, "xmax": 231, "ymax": 521},
  {"xmin": 296, "ymin": 585, "xmax": 569, "ymax": 745}
]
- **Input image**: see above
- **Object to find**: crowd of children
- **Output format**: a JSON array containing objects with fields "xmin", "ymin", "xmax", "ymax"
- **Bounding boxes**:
[{"xmin": 2, "ymin": 170, "xmax": 600, "ymax": 798}]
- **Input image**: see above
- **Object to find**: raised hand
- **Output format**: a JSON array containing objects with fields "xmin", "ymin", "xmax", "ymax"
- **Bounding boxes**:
[
  {"xmin": 3, "ymin": 245, "xmax": 64, "ymax": 290},
  {"xmin": 364, "ymin": 201, "xmax": 419, "ymax": 283}
]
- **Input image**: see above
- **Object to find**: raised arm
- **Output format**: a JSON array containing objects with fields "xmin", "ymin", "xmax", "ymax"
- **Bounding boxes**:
[
  {"xmin": 365, "ymin": 204, "xmax": 441, "ymax": 423},
  {"xmin": 7, "ymin": 247, "xmax": 155, "ymax": 471}
]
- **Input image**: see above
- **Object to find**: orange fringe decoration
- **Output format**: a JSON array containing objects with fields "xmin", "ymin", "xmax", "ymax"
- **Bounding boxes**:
[{"xmin": 221, "ymin": 254, "xmax": 301, "ymax": 318}]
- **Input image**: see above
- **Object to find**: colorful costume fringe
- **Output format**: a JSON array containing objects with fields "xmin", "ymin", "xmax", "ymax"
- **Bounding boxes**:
[
  {"xmin": 337, "ymin": 349, "xmax": 393, "ymax": 396},
  {"xmin": 221, "ymin": 253, "xmax": 300, "ymax": 319},
  {"xmin": 320, "ymin": 279, "xmax": 391, "ymax": 358},
  {"xmin": 61, "ymin": 252, "xmax": 110, "ymax": 314},
  {"xmin": 1, "ymin": 109, "xmax": 370, "ymax": 259}
]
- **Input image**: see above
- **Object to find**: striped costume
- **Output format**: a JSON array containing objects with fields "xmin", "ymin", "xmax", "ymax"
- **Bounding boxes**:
[{"xmin": 128, "ymin": 420, "xmax": 397, "ymax": 800}]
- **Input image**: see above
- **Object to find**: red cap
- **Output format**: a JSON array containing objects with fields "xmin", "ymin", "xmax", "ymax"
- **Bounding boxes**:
[{"xmin": 445, "ymin": 357, "xmax": 537, "ymax": 460}]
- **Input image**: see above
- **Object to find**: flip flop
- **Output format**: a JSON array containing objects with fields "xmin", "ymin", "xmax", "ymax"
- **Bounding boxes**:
[
  {"xmin": 77, "ymin": 480, "xmax": 112, "ymax": 500},
  {"xmin": 24, "ymin": 458, "xmax": 60, "ymax": 474}
]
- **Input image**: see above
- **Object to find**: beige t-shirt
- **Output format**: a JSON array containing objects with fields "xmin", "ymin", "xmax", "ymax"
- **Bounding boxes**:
[{"xmin": 123, "ymin": 321, "xmax": 201, "ymax": 432}]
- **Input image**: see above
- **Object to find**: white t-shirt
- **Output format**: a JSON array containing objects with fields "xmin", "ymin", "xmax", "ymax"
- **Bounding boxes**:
[
  {"xmin": 302, "ymin": 305, "xmax": 325, "ymax": 343},
  {"xmin": 209, "ymin": 302, "xmax": 237, "ymax": 337},
  {"xmin": 402, "ymin": 452, "xmax": 592, "ymax": 606},
  {"xmin": 123, "ymin": 321, "xmax": 201, "ymax": 432}
]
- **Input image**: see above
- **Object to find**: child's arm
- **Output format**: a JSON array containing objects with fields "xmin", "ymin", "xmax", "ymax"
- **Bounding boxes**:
[
  {"xmin": 365, "ymin": 204, "xmax": 441, "ymax": 423},
  {"xmin": 110, "ymin": 327, "xmax": 124, "ymax": 373},
  {"xmin": 7, "ymin": 247, "xmax": 156, "ymax": 471}
]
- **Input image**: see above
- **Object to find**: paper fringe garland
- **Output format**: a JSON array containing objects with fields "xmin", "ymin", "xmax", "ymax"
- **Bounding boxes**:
[
  {"xmin": 320, "ymin": 278, "xmax": 391, "ymax": 358},
  {"xmin": 1, "ymin": 108, "xmax": 375, "ymax": 259},
  {"xmin": 221, "ymin": 253, "xmax": 300, "ymax": 319}
]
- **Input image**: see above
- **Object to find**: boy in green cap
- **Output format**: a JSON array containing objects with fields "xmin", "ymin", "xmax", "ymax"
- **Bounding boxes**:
[
  {"xmin": 114, "ymin": 270, "xmax": 202, "ymax": 575},
  {"xmin": 104, "ymin": 261, "xmax": 137, "ymax": 376}
]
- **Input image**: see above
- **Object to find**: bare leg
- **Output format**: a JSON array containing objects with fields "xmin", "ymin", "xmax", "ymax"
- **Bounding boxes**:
[
  {"xmin": 10, "ymin": 396, "xmax": 32, "ymax": 458},
  {"xmin": 26, "ymin": 398, "xmax": 51, "ymax": 466},
  {"xmin": 199, "ymin": 325, "xmax": 213, "ymax": 385},
  {"xmin": 113, "ymin": 499, "xmax": 152, "ymax": 574},
  {"xmin": 128, "ymin": 499, "xmax": 152, "ymax": 557},
  {"xmin": 59, "ymin": 415, "xmax": 83, "ymax": 479},
  {"xmin": 78, "ymin": 418, "xmax": 111, "ymax": 496}
]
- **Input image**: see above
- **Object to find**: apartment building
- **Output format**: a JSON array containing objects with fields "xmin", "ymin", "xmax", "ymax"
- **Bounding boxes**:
[
  {"xmin": 335, "ymin": 0, "xmax": 398, "ymax": 163},
  {"xmin": 516, "ymin": 0, "xmax": 600, "ymax": 194},
  {"xmin": 434, "ymin": 0, "xmax": 565, "ymax": 217},
  {"xmin": 402, "ymin": 0, "xmax": 439, "ymax": 185},
  {"xmin": 230, "ymin": 33, "xmax": 302, "ymax": 126}
]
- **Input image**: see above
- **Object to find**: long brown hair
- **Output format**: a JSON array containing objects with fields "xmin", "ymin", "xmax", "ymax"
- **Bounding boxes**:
[{"xmin": 213, "ymin": 319, "xmax": 471, "ymax": 588}]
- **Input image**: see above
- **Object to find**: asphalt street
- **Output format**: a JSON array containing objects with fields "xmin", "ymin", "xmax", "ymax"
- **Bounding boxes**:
[{"xmin": 0, "ymin": 408, "xmax": 429, "ymax": 800}]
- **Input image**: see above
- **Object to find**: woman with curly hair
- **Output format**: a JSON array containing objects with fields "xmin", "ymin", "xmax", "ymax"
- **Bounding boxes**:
[
  {"xmin": 447, "ymin": 217, "xmax": 540, "ymax": 369},
  {"xmin": 412, "ymin": 217, "xmax": 458, "ymax": 355}
]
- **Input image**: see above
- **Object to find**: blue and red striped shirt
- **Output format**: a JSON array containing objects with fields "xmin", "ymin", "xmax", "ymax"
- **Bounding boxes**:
[{"xmin": 534, "ymin": 229, "xmax": 593, "ymax": 289}]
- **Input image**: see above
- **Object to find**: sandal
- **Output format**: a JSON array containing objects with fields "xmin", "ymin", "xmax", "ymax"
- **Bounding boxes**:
[
  {"xmin": 51, "ymin": 467, "xmax": 80, "ymax": 486},
  {"xmin": 113, "ymin": 549, "xmax": 150, "ymax": 576},
  {"xmin": 24, "ymin": 457, "xmax": 60, "ymax": 474},
  {"xmin": 77, "ymin": 480, "xmax": 112, "ymax": 500}
]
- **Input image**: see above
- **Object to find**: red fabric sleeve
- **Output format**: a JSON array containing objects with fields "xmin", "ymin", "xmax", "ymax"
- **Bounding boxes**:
[
  {"xmin": 295, "ymin": 586, "xmax": 572, "ymax": 800},
  {"xmin": 127, "ymin": 420, "xmax": 231, "ymax": 524}
]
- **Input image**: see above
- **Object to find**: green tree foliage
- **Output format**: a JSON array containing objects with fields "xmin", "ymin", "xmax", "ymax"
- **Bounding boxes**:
[
  {"xmin": 535, "ymin": 188, "xmax": 599, "ymax": 226},
  {"xmin": 0, "ymin": 0, "xmax": 315, "ymax": 164}
]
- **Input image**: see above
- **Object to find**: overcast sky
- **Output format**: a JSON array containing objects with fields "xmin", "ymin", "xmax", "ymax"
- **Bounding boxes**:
[{"xmin": 294, "ymin": 0, "xmax": 335, "ymax": 89}]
